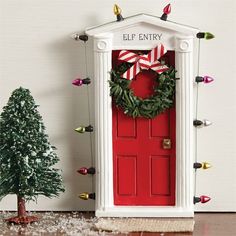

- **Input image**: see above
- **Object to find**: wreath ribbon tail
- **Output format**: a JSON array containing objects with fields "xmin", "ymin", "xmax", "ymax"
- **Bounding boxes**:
[
  {"xmin": 150, "ymin": 61, "xmax": 169, "ymax": 74},
  {"xmin": 122, "ymin": 62, "xmax": 141, "ymax": 80},
  {"xmin": 147, "ymin": 44, "xmax": 167, "ymax": 63}
]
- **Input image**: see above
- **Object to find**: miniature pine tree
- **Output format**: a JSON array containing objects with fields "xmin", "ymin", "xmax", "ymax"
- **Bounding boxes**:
[{"xmin": 0, "ymin": 87, "xmax": 65, "ymax": 224}]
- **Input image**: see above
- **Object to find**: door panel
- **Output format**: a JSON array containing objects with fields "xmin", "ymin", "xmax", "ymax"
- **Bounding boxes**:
[
  {"xmin": 117, "ymin": 110, "xmax": 137, "ymax": 138},
  {"xmin": 151, "ymin": 111, "xmax": 170, "ymax": 137},
  {"xmin": 112, "ymin": 50, "xmax": 175, "ymax": 206},
  {"xmin": 117, "ymin": 155, "xmax": 137, "ymax": 196},
  {"xmin": 151, "ymin": 155, "xmax": 170, "ymax": 196}
]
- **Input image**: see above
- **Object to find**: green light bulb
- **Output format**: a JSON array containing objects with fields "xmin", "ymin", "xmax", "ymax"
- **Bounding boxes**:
[
  {"xmin": 205, "ymin": 32, "xmax": 215, "ymax": 40},
  {"xmin": 197, "ymin": 32, "xmax": 215, "ymax": 40}
]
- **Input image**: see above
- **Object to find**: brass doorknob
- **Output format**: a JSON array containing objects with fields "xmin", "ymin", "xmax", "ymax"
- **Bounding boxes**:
[{"xmin": 163, "ymin": 138, "xmax": 171, "ymax": 149}]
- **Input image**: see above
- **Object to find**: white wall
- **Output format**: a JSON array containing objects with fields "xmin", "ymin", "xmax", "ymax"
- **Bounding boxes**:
[{"xmin": 0, "ymin": 0, "xmax": 235, "ymax": 212}]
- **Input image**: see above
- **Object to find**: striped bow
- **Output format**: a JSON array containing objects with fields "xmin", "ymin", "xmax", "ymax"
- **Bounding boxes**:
[{"xmin": 118, "ymin": 44, "xmax": 168, "ymax": 80}]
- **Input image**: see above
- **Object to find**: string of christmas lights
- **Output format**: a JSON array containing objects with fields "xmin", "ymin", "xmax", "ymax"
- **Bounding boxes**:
[
  {"xmin": 71, "ymin": 4, "xmax": 215, "ymax": 204},
  {"xmin": 193, "ymin": 32, "xmax": 215, "ymax": 204},
  {"xmin": 72, "ymin": 35, "xmax": 95, "ymax": 200}
]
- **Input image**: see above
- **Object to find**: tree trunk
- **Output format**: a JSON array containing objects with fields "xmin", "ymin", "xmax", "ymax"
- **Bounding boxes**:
[
  {"xmin": 5, "ymin": 195, "xmax": 38, "ymax": 224},
  {"xmin": 17, "ymin": 195, "xmax": 26, "ymax": 217}
]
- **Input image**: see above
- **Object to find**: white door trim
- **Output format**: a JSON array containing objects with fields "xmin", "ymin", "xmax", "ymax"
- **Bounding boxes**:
[{"xmin": 92, "ymin": 33, "xmax": 194, "ymax": 217}]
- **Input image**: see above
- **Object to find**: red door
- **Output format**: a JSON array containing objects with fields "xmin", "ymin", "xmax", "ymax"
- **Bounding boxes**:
[{"xmin": 112, "ymin": 50, "xmax": 176, "ymax": 206}]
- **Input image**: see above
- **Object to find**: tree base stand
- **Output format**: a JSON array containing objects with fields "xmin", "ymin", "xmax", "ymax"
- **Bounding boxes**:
[{"xmin": 5, "ymin": 215, "xmax": 38, "ymax": 224}]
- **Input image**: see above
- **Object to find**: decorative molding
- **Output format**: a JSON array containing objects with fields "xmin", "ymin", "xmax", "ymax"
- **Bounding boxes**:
[
  {"xmin": 175, "ymin": 36, "xmax": 194, "ymax": 212},
  {"xmin": 94, "ymin": 34, "xmax": 113, "ymax": 52},
  {"xmin": 175, "ymin": 36, "xmax": 193, "ymax": 53},
  {"xmin": 93, "ymin": 34, "xmax": 113, "ymax": 213}
]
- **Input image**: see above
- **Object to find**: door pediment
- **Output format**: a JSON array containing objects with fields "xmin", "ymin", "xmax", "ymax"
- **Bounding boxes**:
[{"xmin": 86, "ymin": 14, "xmax": 198, "ymax": 50}]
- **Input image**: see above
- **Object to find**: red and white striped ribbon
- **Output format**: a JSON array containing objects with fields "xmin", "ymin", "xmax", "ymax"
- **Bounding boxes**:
[{"xmin": 118, "ymin": 44, "xmax": 168, "ymax": 80}]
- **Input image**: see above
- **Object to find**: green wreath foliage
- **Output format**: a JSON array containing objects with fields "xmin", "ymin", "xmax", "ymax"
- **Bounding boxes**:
[{"xmin": 109, "ymin": 62, "xmax": 176, "ymax": 119}]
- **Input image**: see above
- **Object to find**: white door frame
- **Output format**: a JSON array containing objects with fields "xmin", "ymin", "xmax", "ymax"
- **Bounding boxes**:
[{"xmin": 91, "ymin": 32, "xmax": 194, "ymax": 217}]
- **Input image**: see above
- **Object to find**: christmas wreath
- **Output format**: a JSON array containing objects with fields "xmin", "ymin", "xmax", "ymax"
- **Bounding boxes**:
[{"xmin": 109, "ymin": 62, "xmax": 176, "ymax": 119}]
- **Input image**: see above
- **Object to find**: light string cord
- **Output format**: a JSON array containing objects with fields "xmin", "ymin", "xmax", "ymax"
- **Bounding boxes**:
[
  {"xmin": 194, "ymin": 38, "xmax": 201, "ymax": 197},
  {"xmin": 84, "ymin": 41, "xmax": 95, "ymax": 192}
]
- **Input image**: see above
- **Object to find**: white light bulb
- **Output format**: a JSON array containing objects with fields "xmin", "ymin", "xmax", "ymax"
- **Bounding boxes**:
[{"xmin": 203, "ymin": 119, "xmax": 213, "ymax": 126}]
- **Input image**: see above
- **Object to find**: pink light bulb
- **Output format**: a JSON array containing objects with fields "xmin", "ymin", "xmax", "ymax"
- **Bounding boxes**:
[
  {"xmin": 163, "ymin": 4, "xmax": 171, "ymax": 15},
  {"xmin": 203, "ymin": 76, "xmax": 214, "ymax": 83},
  {"xmin": 200, "ymin": 195, "xmax": 211, "ymax": 203},
  {"xmin": 72, "ymin": 78, "xmax": 83, "ymax": 86}
]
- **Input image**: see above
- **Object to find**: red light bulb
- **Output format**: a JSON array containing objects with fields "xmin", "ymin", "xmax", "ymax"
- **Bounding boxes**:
[
  {"xmin": 200, "ymin": 195, "xmax": 211, "ymax": 203},
  {"xmin": 77, "ymin": 167, "xmax": 88, "ymax": 175},
  {"xmin": 160, "ymin": 4, "xmax": 171, "ymax": 21},
  {"xmin": 77, "ymin": 167, "xmax": 95, "ymax": 175},
  {"xmin": 194, "ymin": 195, "xmax": 211, "ymax": 204},
  {"xmin": 163, "ymin": 3, "xmax": 171, "ymax": 15}
]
